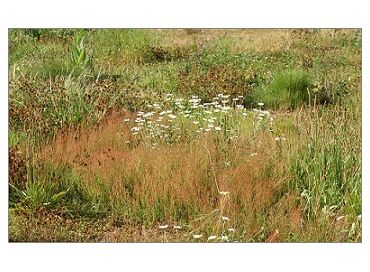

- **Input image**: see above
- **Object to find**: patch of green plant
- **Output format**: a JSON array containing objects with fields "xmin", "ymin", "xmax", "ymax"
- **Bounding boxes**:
[
  {"xmin": 65, "ymin": 31, "xmax": 92, "ymax": 75},
  {"xmin": 290, "ymin": 101, "xmax": 361, "ymax": 223},
  {"xmin": 246, "ymin": 69, "xmax": 311, "ymax": 109},
  {"xmin": 88, "ymin": 29, "xmax": 158, "ymax": 66}
]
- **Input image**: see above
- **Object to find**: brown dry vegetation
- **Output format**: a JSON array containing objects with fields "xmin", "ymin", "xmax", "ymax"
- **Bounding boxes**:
[{"xmin": 34, "ymin": 107, "xmax": 308, "ymax": 241}]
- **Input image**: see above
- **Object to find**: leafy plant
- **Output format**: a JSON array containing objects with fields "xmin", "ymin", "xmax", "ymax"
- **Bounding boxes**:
[{"xmin": 67, "ymin": 32, "xmax": 92, "ymax": 73}]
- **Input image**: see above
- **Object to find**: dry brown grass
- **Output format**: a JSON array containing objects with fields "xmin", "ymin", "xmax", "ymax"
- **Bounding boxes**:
[{"xmin": 38, "ymin": 110, "xmax": 294, "ymax": 237}]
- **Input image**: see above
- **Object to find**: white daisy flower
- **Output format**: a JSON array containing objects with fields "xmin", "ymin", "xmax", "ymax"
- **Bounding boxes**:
[
  {"xmin": 193, "ymin": 234, "xmax": 203, "ymax": 239},
  {"xmin": 222, "ymin": 216, "xmax": 230, "ymax": 222},
  {"xmin": 207, "ymin": 235, "xmax": 218, "ymax": 241},
  {"xmin": 219, "ymin": 191, "xmax": 230, "ymax": 196}
]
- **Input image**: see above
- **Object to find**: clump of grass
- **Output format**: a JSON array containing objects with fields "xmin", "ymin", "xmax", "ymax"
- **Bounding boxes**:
[
  {"xmin": 247, "ymin": 69, "xmax": 310, "ymax": 109},
  {"xmin": 290, "ymin": 97, "xmax": 361, "ymax": 240}
]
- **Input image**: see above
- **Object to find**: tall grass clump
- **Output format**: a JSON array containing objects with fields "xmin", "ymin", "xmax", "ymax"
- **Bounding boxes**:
[
  {"xmin": 248, "ymin": 69, "xmax": 310, "ymax": 109},
  {"xmin": 290, "ymin": 97, "xmax": 361, "ymax": 239}
]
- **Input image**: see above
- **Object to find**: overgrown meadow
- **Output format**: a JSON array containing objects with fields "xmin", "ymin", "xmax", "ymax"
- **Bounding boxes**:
[{"xmin": 8, "ymin": 29, "xmax": 361, "ymax": 242}]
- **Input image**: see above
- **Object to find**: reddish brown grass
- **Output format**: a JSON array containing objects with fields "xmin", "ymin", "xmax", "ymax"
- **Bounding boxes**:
[{"xmin": 38, "ymin": 110, "xmax": 294, "ymax": 237}]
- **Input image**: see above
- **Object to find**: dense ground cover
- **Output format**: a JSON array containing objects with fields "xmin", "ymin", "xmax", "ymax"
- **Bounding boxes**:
[{"xmin": 8, "ymin": 29, "xmax": 361, "ymax": 242}]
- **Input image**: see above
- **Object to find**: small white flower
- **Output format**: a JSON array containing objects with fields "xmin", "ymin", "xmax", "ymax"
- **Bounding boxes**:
[
  {"xmin": 159, "ymin": 224, "xmax": 168, "ymax": 229},
  {"xmin": 124, "ymin": 118, "xmax": 130, "ymax": 122},
  {"xmin": 173, "ymin": 225, "xmax": 182, "ymax": 229},
  {"xmin": 193, "ymin": 121, "xmax": 199, "ymax": 125},
  {"xmin": 228, "ymin": 228, "xmax": 235, "ymax": 232},
  {"xmin": 258, "ymin": 102, "xmax": 264, "ymax": 107},
  {"xmin": 221, "ymin": 236, "xmax": 229, "ymax": 242},
  {"xmin": 193, "ymin": 234, "xmax": 203, "ymax": 239},
  {"xmin": 215, "ymin": 126, "xmax": 222, "ymax": 131},
  {"xmin": 236, "ymin": 105, "xmax": 244, "ymax": 110},
  {"xmin": 219, "ymin": 191, "xmax": 230, "ymax": 196},
  {"xmin": 131, "ymin": 127, "xmax": 141, "ymax": 132},
  {"xmin": 336, "ymin": 216, "xmax": 345, "ymax": 221},
  {"xmin": 143, "ymin": 112, "xmax": 154, "ymax": 118},
  {"xmin": 207, "ymin": 124, "xmax": 214, "ymax": 128},
  {"xmin": 242, "ymin": 112, "xmax": 248, "ymax": 116},
  {"xmin": 222, "ymin": 216, "xmax": 230, "ymax": 222},
  {"xmin": 168, "ymin": 114, "xmax": 177, "ymax": 119},
  {"xmin": 137, "ymin": 111, "xmax": 145, "ymax": 116},
  {"xmin": 207, "ymin": 235, "xmax": 218, "ymax": 241}
]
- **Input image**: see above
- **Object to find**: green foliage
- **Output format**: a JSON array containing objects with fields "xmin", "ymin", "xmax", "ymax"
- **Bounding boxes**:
[
  {"xmin": 66, "ymin": 32, "xmax": 92, "ymax": 74},
  {"xmin": 248, "ymin": 70, "xmax": 311, "ymax": 109},
  {"xmin": 89, "ymin": 29, "xmax": 157, "ymax": 65},
  {"xmin": 291, "ymin": 101, "xmax": 361, "ymax": 224}
]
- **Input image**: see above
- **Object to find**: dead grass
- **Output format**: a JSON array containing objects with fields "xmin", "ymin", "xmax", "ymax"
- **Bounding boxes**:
[{"xmin": 37, "ymin": 110, "xmax": 292, "ymax": 237}]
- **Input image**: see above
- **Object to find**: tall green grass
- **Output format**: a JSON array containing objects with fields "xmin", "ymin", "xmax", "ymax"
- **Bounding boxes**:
[
  {"xmin": 248, "ymin": 69, "xmax": 310, "ymax": 109},
  {"xmin": 291, "ymin": 96, "xmax": 361, "ymax": 226}
]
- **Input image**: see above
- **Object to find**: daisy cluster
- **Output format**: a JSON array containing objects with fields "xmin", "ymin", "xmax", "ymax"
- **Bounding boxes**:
[{"xmin": 125, "ymin": 93, "xmax": 272, "ymax": 146}]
